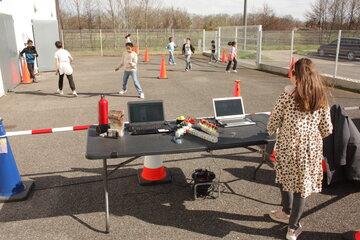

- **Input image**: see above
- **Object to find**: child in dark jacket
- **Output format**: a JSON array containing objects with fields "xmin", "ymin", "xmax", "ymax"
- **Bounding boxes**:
[
  {"xmin": 182, "ymin": 38, "xmax": 195, "ymax": 71},
  {"xmin": 20, "ymin": 39, "xmax": 38, "ymax": 82}
]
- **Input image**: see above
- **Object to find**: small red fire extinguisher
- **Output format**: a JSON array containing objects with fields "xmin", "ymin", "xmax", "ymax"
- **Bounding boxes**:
[
  {"xmin": 99, "ymin": 95, "xmax": 108, "ymax": 125},
  {"xmin": 98, "ymin": 95, "xmax": 109, "ymax": 133}
]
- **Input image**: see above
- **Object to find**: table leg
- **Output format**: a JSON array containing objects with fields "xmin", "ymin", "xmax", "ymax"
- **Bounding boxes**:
[{"xmin": 103, "ymin": 158, "xmax": 110, "ymax": 233}]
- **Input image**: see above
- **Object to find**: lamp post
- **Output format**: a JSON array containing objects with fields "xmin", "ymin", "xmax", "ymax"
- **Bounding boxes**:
[{"xmin": 243, "ymin": 0, "xmax": 248, "ymax": 50}]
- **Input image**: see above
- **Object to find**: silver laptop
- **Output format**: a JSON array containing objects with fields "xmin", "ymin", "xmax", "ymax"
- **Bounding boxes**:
[{"xmin": 213, "ymin": 97, "xmax": 255, "ymax": 127}]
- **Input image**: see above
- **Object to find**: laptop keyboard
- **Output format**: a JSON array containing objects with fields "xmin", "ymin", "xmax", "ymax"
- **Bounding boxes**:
[{"xmin": 129, "ymin": 123, "xmax": 169, "ymax": 135}]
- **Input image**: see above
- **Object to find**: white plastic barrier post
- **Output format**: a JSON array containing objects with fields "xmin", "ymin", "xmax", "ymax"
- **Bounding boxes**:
[
  {"xmin": 334, "ymin": 30, "xmax": 342, "ymax": 78},
  {"xmin": 100, "ymin": 29, "xmax": 103, "ymax": 57},
  {"xmin": 290, "ymin": 29, "xmax": 295, "ymax": 64},
  {"xmin": 217, "ymin": 27, "xmax": 221, "ymax": 60},
  {"xmin": 256, "ymin": 25, "xmax": 263, "ymax": 67}
]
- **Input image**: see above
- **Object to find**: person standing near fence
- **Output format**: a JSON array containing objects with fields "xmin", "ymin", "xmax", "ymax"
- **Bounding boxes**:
[
  {"xmin": 115, "ymin": 42, "xmax": 144, "ymax": 99},
  {"xmin": 54, "ymin": 41, "xmax": 78, "ymax": 96},
  {"xmin": 267, "ymin": 58, "xmax": 333, "ymax": 240},
  {"xmin": 226, "ymin": 41, "xmax": 237, "ymax": 73},
  {"xmin": 182, "ymin": 38, "xmax": 195, "ymax": 72},
  {"xmin": 20, "ymin": 39, "xmax": 39, "ymax": 83},
  {"xmin": 166, "ymin": 37, "xmax": 177, "ymax": 65},
  {"xmin": 209, "ymin": 40, "xmax": 218, "ymax": 63},
  {"xmin": 125, "ymin": 34, "xmax": 132, "ymax": 43}
]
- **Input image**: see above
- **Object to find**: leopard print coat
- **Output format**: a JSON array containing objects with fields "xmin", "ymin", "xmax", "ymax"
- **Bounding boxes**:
[{"xmin": 267, "ymin": 86, "xmax": 333, "ymax": 198}]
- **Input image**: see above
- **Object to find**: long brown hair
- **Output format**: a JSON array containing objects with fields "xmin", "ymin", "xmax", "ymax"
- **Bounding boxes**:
[{"xmin": 293, "ymin": 58, "xmax": 328, "ymax": 112}]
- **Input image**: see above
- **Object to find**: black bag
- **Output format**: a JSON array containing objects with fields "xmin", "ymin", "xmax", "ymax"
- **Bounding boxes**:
[{"xmin": 191, "ymin": 169, "xmax": 216, "ymax": 196}]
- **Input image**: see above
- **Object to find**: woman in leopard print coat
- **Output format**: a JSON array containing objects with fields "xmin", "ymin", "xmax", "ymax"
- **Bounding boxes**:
[{"xmin": 267, "ymin": 58, "xmax": 333, "ymax": 240}]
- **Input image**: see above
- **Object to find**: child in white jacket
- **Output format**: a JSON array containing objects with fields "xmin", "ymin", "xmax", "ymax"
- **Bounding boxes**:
[
  {"xmin": 226, "ymin": 41, "xmax": 238, "ymax": 73},
  {"xmin": 115, "ymin": 42, "xmax": 144, "ymax": 99}
]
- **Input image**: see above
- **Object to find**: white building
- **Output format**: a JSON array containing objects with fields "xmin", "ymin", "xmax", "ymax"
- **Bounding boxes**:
[{"xmin": 0, "ymin": 0, "xmax": 59, "ymax": 97}]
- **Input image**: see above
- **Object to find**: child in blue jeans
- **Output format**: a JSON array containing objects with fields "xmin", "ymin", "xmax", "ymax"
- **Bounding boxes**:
[
  {"xmin": 115, "ymin": 42, "xmax": 144, "ymax": 99},
  {"xmin": 166, "ymin": 37, "xmax": 177, "ymax": 65}
]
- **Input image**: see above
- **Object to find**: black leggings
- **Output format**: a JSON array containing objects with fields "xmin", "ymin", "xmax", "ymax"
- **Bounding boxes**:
[
  {"xmin": 59, "ymin": 74, "xmax": 76, "ymax": 91},
  {"xmin": 281, "ymin": 189, "xmax": 306, "ymax": 229},
  {"xmin": 226, "ymin": 58, "xmax": 237, "ymax": 71},
  {"xmin": 27, "ymin": 63, "xmax": 35, "ymax": 79}
]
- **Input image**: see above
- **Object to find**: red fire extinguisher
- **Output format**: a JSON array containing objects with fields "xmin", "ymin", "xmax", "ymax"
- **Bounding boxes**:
[{"xmin": 98, "ymin": 95, "xmax": 109, "ymax": 133}]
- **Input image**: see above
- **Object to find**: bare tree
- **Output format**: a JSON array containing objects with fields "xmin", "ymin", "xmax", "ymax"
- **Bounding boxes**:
[
  {"xmin": 83, "ymin": 0, "xmax": 95, "ymax": 48},
  {"xmin": 348, "ymin": 0, "xmax": 359, "ymax": 29}
]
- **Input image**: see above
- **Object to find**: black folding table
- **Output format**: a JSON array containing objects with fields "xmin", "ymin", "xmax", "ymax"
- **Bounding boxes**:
[{"xmin": 86, "ymin": 113, "xmax": 273, "ymax": 233}]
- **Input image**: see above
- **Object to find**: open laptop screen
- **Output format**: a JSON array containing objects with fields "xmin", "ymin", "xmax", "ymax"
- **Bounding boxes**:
[
  {"xmin": 214, "ymin": 98, "xmax": 244, "ymax": 118},
  {"xmin": 128, "ymin": 101, "xmax": 165, "ymax": 123}
]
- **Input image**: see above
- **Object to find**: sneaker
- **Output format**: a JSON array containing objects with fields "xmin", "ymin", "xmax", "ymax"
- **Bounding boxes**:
[
  {"xmin": 33, "ymin": 78, "xmax": 39, "ymax": 83},
  {"xmin": 269, "ymin": 209, "xmax": 290, "ymax": 224},
  {"xmin": 139, "ymin": 93, "xmax": 145, "ymax": 99},
  {"xmin": 209, "ymin": 61, "xmax": 212, "ymax": 64},
  {"xmin": 225, "ymin": 70, "xmax": 230, "ymax": 73},
  {"xmin": 286, "ymin": 224, "xmax": 303, "ymax": 240},
  {"xmin": 232, "ymin": 70, "xmax": 238, "ymax": 73},
  {"xmin": 184, "ymin": 69, "xmax": 189, "ymax": 72},
  {"xmin": 119, "ymin": 90, "xmax": 127, "ymax": 95},
  {"xmin": 56, "ymin": 89, "xmax": 63, "ymax": 95},
  {"xmin": 72, "ymin": 90, "xmax": 78, "ymax": 97}
]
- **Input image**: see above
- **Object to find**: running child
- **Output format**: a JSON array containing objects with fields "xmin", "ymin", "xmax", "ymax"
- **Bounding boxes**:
[
  {"xmin": 267, "ymin": 58, "xmax": 333, "ymax": 240},
  {"xmin": 226, "ymin": 41, "xmax": 237, "ymax": 73},
  {"xmin": 166, "ymin": 37, "xmax": 177, "ymax": 65},
  {"xmin": 115, "ymin": 42, "xmax": 144, "ymax": 99},
  {"xmin": 209, "ymin": 40, "xmax": 218, "ymax": 63},
  {"xmin": 20, "ymin": 39, "xmax": 39, "ymax": 83},
  {"xmin": 182, "ymin": 38, "xmax": 195, "ymax": 71},
  {"xmin": 54, "ymin": 41, "xmax": 77, "ymax": 96}
]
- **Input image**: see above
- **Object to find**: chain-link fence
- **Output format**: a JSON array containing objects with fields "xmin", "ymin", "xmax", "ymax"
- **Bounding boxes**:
[
  {"xmin": 203, "ymin": 25, "xmax": 261, "ymax": 67},
  {"xmin": 62, "ymin": 29, "xmax": 203, "ymax": 56},
  {"xmin": 62, "ymin": 27, "xmax": 360, "ymax": 83},
  {"xmin": 261, "ymin": 29, "xmax": 360, "ymax": 82}
]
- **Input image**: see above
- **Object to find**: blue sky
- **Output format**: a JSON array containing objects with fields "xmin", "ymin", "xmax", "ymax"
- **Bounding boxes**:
[{"xmin": 162, "ymin": 0, "xmax": 314, "ymax": 20}]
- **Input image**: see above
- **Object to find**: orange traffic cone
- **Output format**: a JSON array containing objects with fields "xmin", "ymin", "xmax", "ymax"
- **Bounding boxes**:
[
  {"xmin": 221, "ymin": 49, "xmax": 228, "ymax": 63},
  {"xmin": 138, "ymin": 155, "xmax": 172, "ymax": 185},
  {"xmin": 158, "ymin": 55, "xmax": 168, "ymax": 79},
  {"xmin": 233, "ymin": 80, "xmax": 241, "ymax": 96},
  {"xmin": 143, "ymin": 48, "xmax": 150, "ymax": 62},
  {"xmin": 21, "ymin": 58, "xmax": 31, "ymax": 84},
  {"xmin": 287, "ymin": 57, "xmax": 297, "ymax": 78}
]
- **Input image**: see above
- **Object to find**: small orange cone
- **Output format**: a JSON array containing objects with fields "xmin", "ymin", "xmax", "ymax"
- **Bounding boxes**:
[
  {"xmin": 288, "ymin": 57, "xmax": 297, "ymax": 78},
  {"xmin": 158, "ymin": 55, "xmax": 168, "ymax": 79},
  {"xmin": 143, "ymin": 48, "xmax": 150, "ymax": 62},
  {"xmin": 233, "ymin": 80, "xmax": 241, "ymax": 96},
  {"xmin": 21, "ymin": 58, "xmax": 31, "ymax": 84},
  {"xmin": 221, "ymin": 49, "xmax": 228, "ymax": 63}
]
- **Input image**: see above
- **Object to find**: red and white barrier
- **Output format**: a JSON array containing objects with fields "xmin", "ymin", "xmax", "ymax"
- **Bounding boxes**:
[{"xmin": 3, "ymin": 125, "xmax": 91, "ymax": 137}]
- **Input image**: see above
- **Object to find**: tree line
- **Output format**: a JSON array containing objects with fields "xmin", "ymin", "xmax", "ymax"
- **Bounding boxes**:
[
  {"xmin": 306, "ymin": 0, "xmax": 360, "ymax": 30},
  {"xmin": 59, "ymin": 0, "xmax": 360, "ymax": 31}
]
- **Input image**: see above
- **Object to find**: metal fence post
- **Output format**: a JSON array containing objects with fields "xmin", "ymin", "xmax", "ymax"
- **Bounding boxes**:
[
  {"xmin": 290, "ymin": 29, "xmax": 295, "ymax": 63},
  {"xmin": 235, "ymin": 26, "xmax": 238, "ymax": 43},
  {"xmin": 243, "ymin": 26, "xmax": 247, "ymax": 50},
  {"xmin": 61, "ymin": 29, "xmax": 65, "ymax": 48},
  {"xmin": 100, "ymin": 29, "xmax": 103, "ymax": 57},
  {"xmin": 136, "ymin": 29, "xmax": 139, "ymax": 51},
  {"xmin": 217, "ymin": 27, "xmax": 221, "ymax": 59},
  {"xmin": 202, "ymin": 29, "xmax": 206, "ymax": 53},
  {"xmin": 334, "ymin": 30, "xmax": 342, "ymax": 78},
  {"xmin": 256, "ymin": 25, "xmax": 262, "ymax": 68}
]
